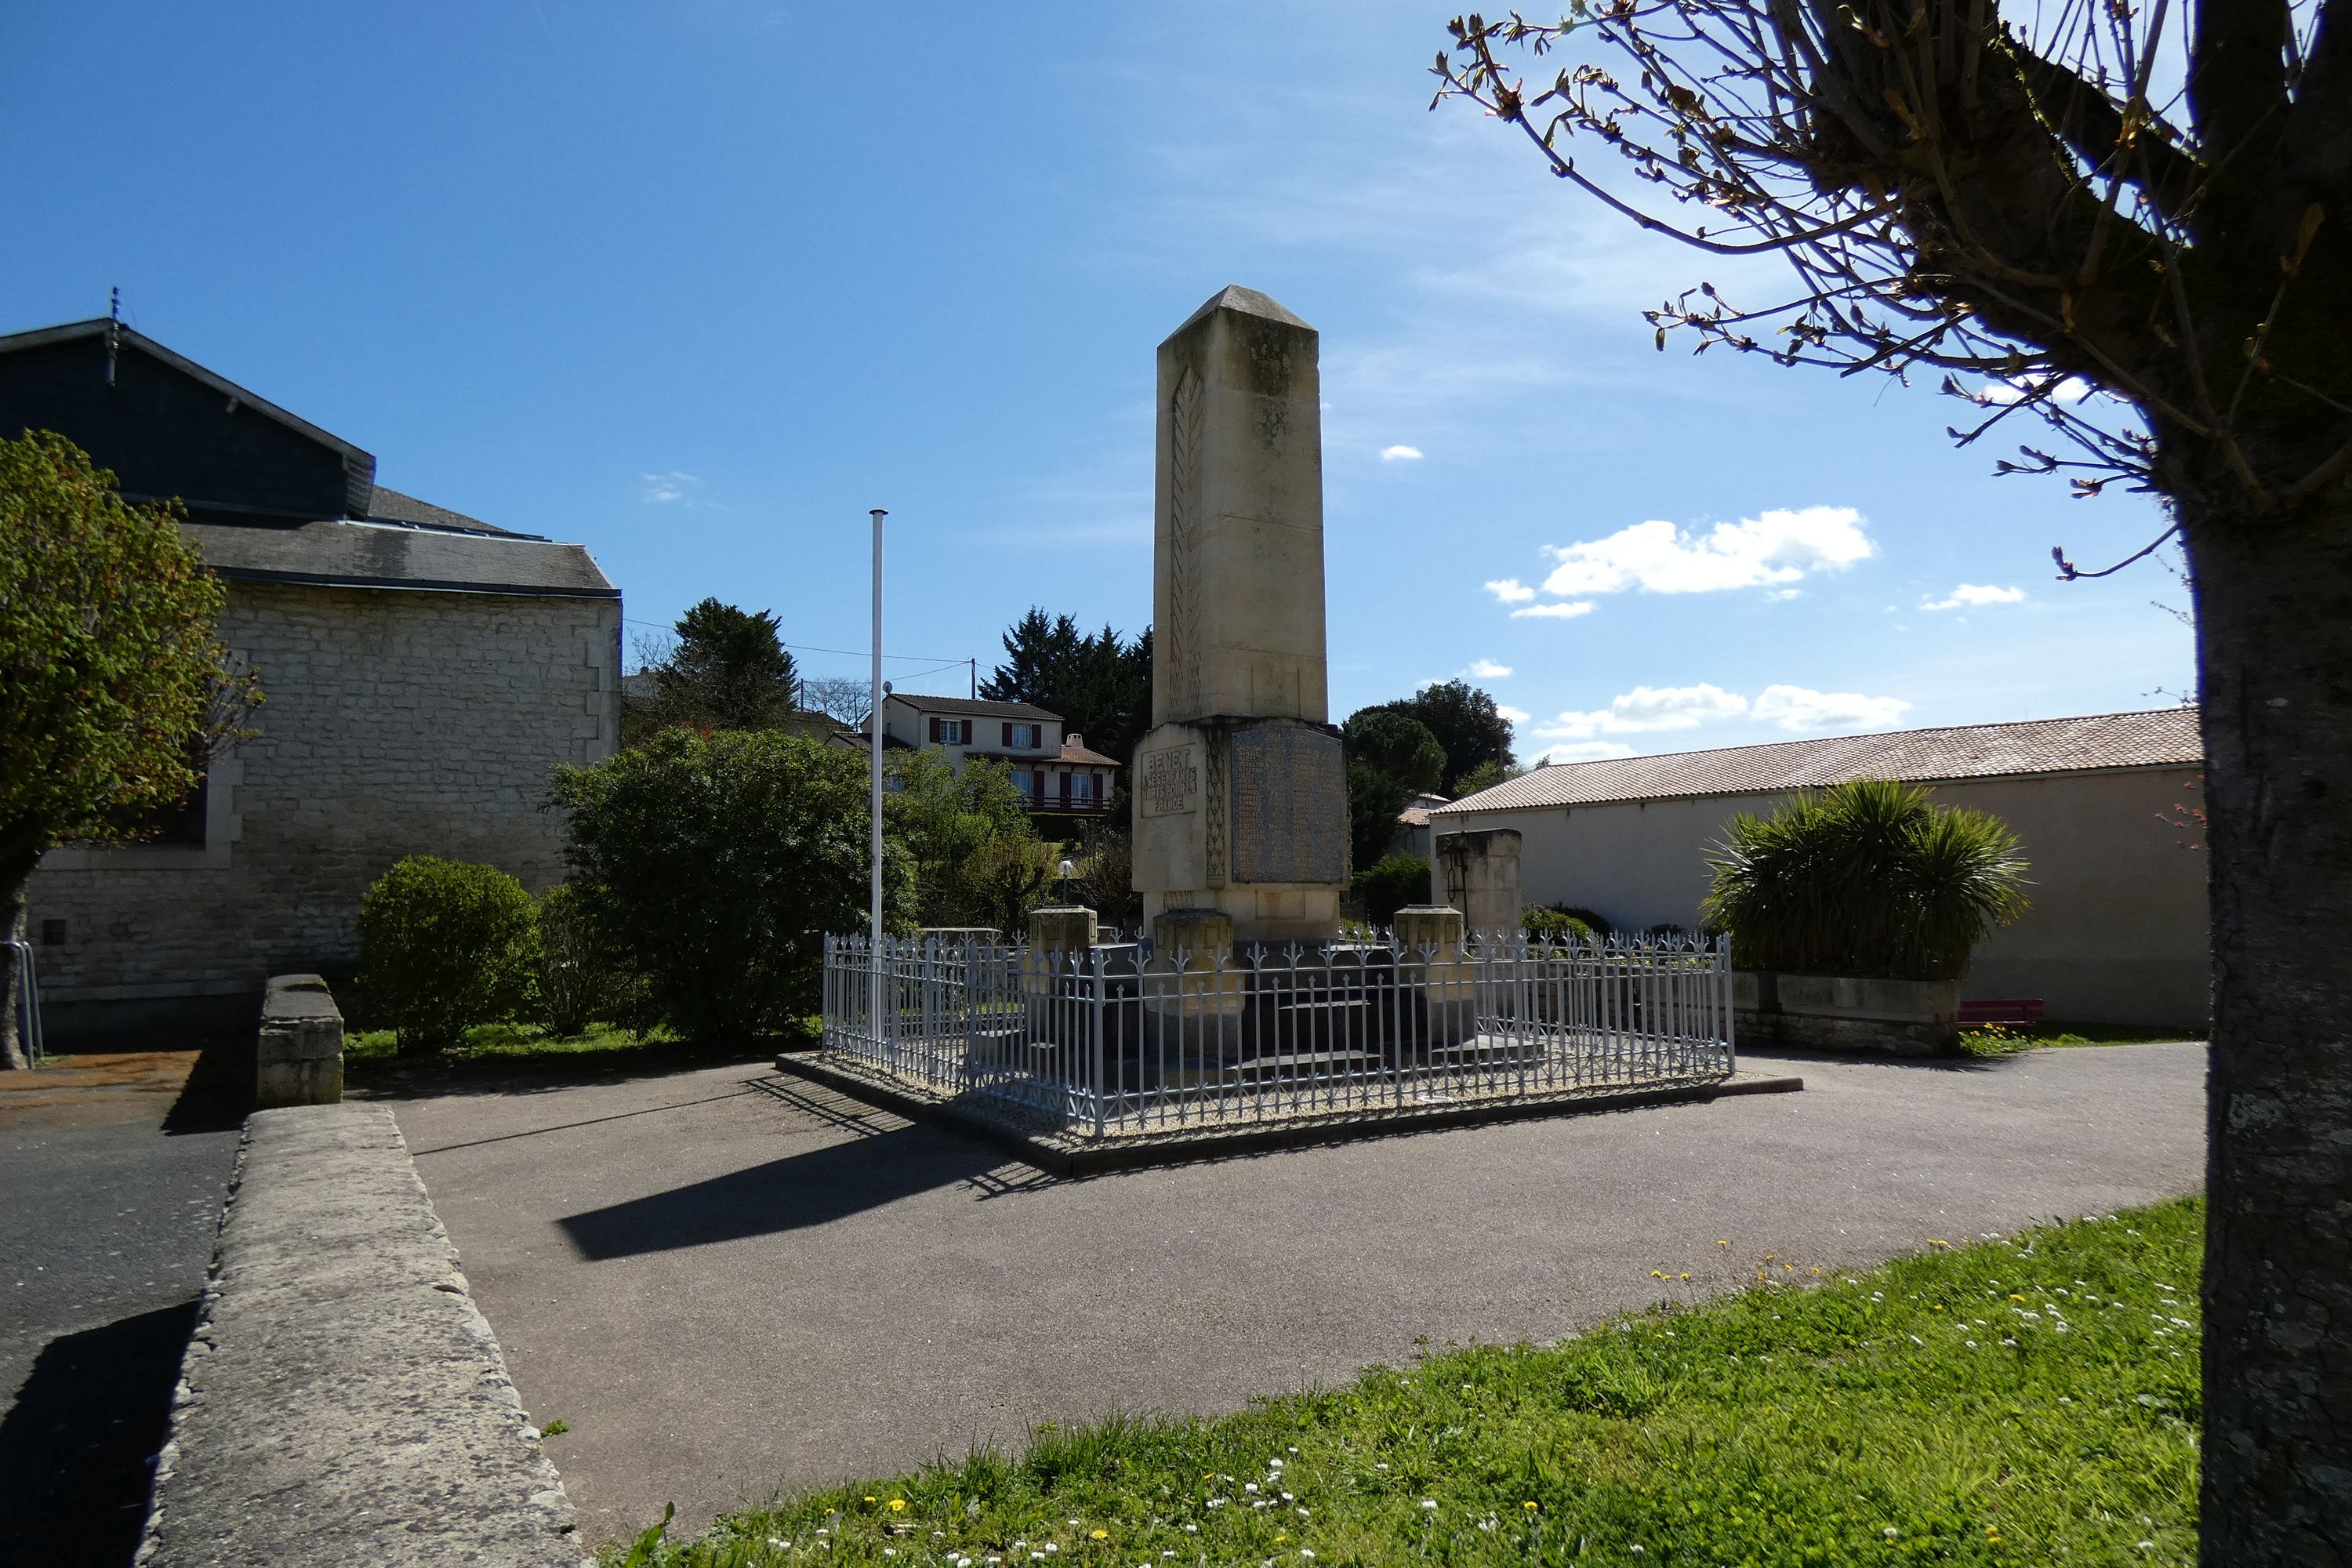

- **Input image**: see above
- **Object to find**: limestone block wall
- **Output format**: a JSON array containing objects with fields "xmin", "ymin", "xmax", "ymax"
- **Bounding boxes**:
[
  {"xmin": 1430, "ymin": 765, "xmax": 2210, "ymax": 1028},
  {"xmin": 30, "ymin": 582, "xmax": 621, "ymax": 1017}
]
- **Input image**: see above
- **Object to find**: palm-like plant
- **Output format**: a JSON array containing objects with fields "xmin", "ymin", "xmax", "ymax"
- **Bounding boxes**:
[{"xmin": 1703, "ymin": 779, "xmax": 2030, "ymax": 982}]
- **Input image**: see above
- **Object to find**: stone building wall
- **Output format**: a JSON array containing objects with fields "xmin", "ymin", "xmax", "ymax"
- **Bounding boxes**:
[{"xmin": 30, "ymin": 581, "xmax": 621, "ymax": 1028}]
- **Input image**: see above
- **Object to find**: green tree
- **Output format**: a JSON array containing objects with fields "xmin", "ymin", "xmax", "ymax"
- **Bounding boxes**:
[
  {"xmin": 1373, "ymin": 681, "xmax": 1515, "ymax": 793},
  {"xmin": 980, "ymin": 609, "xmax": 1154, "ymax": 766},
  {"xmin": 1341, "ymin": 708, "xmax": 1446, "ymax": 873},
  {"xmin": 551, "ymin": 728, "xmax": 900, "ymax": 1040},
  {"xmin": 1702, "ymin": 781, "xmax": 2031, "ymax": 982},
  {"xmin": 627, "ymin": 598, "xmax": 800, "ymax": 741},
  {"xmin": 0, "ymin": 433, "xmax": 260, "ymax": 1069},
  {"xmin": 884, "ymin": 748, "xmax": 1044, "ymax": 930},
  {"xmin": 1439, "ymin": 8, "xmax": 2352, "ymax": 1546}
]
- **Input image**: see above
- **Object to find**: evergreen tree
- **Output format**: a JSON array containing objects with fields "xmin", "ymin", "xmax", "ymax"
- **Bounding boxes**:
[
  {"xmin": 980, "ymin": 609, "xmax": 1153, "ymax": 764},
  {"xmin": 1374, "ymin": 681, "xmax": 1515, "ymax": 794},
  {"xmin": 634, "ymin": 599, "xmax": 800, "ymax": 737}
]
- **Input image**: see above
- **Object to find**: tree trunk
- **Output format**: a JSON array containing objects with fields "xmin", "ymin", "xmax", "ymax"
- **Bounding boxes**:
[
  {"xmin": 2183, "ymin": 495, "xmax": 2352, "ymax": 1563},
  {"xmin": 0, "ymin": 848, "xmax": 37, "ymax": 1071}
]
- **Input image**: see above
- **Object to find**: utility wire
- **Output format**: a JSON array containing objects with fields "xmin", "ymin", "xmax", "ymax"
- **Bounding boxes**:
[{"xmin": 621, "ymin": 616, "xmax": 975, "ymax": 666}]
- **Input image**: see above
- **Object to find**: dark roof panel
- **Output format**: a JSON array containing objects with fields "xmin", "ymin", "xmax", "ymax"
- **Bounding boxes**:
[
  {"xmin": 888, "ymin": 693, "xmax": 1058, "ymax": 721},
  {"xmin": 365, "ymin": 485, "xmax": 522, "ymax": 538}
]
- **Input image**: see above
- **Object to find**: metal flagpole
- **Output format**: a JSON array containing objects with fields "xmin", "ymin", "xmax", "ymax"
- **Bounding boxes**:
[{"xmin": 869, "ymin": 508, "xmax": 887, "ymax": 1047}]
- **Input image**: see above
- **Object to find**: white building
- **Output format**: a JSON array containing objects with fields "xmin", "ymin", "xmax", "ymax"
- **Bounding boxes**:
[
  {"xmin": 1431, "ymin": 707, "xmax": 2208, "ymax": 1028},
  {"xmin": 878, "ymin": 694, "xmax": 1121, "ymax": 816}
]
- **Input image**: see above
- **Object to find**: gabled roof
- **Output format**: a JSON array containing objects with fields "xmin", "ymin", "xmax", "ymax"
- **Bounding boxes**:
[
  {"xmin": 887, "ymin": 693, "xmax": 1058, "ymax": 722},
  {"xmin": 1435, "ymin": 706, "xmax": 2203, "ymax": 815},
  {"xmin": 365, "ymin": 485, "xmax": 523, "ymax": 538},
  {"xmin": 0, "ymin": 318, "xmax": 371, "ymax": 466},
  {"xmin": 1058, "ymin": 737, "xmax": 1122, "ymax": 768},
  {"xmin": 188, "ymin": 519, "xmax": 616, "ymax": 599}
]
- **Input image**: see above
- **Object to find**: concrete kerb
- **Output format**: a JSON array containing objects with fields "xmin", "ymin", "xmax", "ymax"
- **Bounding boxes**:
[
  {"xmin": 138, "ymin": 1103, "xmax": 588, "ymax": 1568},
  {"xmin": 769, "ymin": 1049, "xmax": 1804, "ymax": 1178}
]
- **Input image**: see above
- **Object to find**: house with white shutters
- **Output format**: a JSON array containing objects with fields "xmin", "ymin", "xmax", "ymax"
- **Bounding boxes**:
[{"xmin": 878, "ymin": 693, "xmax": 1121, "ymax": 816}]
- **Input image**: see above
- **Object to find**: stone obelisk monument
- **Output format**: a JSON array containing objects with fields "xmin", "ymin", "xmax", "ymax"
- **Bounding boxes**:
[{"xmin": 1131, "ymin": 286, "xmax": 1348, "ymax": 949}]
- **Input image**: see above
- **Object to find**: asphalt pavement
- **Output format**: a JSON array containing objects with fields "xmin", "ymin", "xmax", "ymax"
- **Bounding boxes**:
[
  {"xmin": 0, "ymin": 1051, "xmax": 244, "ymax": 1568},
  {"xmin": 388, "ymin": 1040, "xmax": 2209, "ymax": 1547}
]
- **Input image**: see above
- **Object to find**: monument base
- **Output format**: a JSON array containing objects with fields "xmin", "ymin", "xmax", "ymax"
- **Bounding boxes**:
[{"xmin": 1131, "ymin": 717, "xmax": 1348, "ymax": 946}]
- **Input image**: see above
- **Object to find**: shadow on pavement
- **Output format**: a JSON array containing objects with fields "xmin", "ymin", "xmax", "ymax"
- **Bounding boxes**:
[
  {"xmin": 0, "ymin": 1301, "xmax": 194, "ymax": 1568},
  {"xmin": 558, "ymin": 1117, "xmax": 1015, "ymax": 1258}
]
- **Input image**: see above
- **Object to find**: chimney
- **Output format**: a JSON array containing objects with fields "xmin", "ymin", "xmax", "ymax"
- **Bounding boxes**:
[{"xmin": 1065, "ymin": 732, "xmax": 1083, "ymax": 753}]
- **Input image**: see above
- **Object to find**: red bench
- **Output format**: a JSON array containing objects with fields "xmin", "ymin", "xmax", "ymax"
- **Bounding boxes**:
[{"xmin": 1960, "ymin": 998, "xmax": 2045, "ymax": 1026}]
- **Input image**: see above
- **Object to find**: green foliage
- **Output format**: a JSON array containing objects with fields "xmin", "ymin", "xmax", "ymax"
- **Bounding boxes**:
[
  {"xmin": 1352, "ymin": 852, "xmax": 1431, "ymax": 924},
  {"xmin": 535, "ymin": 883, "xmax": 634, "ymax": 1036},
  {"xmin": 1372, "ymin": 680, "xmax": 1515, "ymax": 793},
  {"xmin": 1450, "ymin": 757, "xmax": 1523, "ymax": 797},
  {"xmin": 628, "ymin": 599, "xmax": 800, "ymax": 740},
  {"xmin": 623, "ymin": 1200, "xmax": 2204, "ymax": 1568},
  {"xmin": 1704, "ymin": 779, "xmax": 2031, "ymax": 982},
  {"xmin": 887, "ymin": 750, "xmax": 1047, "ymax": 931},
  {"xmin": 357, "ymin": 856, "xmax": 541, "ymax": 1054},
  {"xmin": 979, "ymin": 609, "xmax": 1152, "ymax": 767},
  {"xmin": 552, "ymin": 728, "xmax": 903, "ymax": 1040},
  {"xmin": 1343, "ymin": 709, "xmax": 1446, "ymax": 793},
  {"xmin": 1345, "ymin": 761, "xmax": 1411, "ymax": 876},
  {"xmin": 1522, "ymin": 906, "xmax": 1598, "ymax": 942},
  {"xmin": 0, "ymin": 431, "xmax": 259, "ymax": 860}
]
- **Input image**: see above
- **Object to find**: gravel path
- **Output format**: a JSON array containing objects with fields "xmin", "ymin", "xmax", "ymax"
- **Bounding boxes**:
[{"xmin": 388, "ymin": 1041, "xmax": 2209, "ymax": 1547}]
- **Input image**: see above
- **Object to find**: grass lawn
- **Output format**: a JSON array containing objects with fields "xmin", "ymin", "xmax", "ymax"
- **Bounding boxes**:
[
  {"xmin": 613, "ymin": 1199, "xmax": 2203, "ymax": 1568},
  {"xmin": 343, "ymin": 1018, "xmax": 817, "ymax": 1081},
  {"xmin": 1958, "ymin": 1022, "xmax": 2201, "ymax": 1059}
]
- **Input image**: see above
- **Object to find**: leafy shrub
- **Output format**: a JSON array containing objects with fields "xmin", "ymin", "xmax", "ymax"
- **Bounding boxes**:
[
  {"xmin": 358, "ymin": 856, "xmax": 540, "ymax": 1053},
  {"xmin": 535, "ymin": 883, "xmax": 633, "ymax": 1037},
  {"xmin": 1352, "ymin": 852, "xmax": 1432, "ymax": 924},
  {"xmin": 551, "ymin": 728, "xmax": 909, "ymax": 1041},
  {"xmin": 1704, "ymin": 778, "xmax": 2031, "ymax": 981},
  {"xmin": 1549, "ymin": 904, "xmax": 1614, "ymax": 938},
  {"xmin": 1523, "ymin": 906, "xmax": 1598, "ymax": 943}
]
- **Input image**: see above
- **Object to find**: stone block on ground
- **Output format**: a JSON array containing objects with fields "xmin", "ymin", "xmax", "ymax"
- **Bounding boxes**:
[
  {"xmin": 139, "ymin": 1103, "xmax": 586, "ymax": 1567},
  {"xmin": 253, "ymin": 973, "xmax": 343, "ymax": 1109}
]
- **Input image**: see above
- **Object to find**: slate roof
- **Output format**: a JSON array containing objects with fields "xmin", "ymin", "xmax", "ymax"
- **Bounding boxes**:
[
  {"xmin": 365, "ymin": 485, "xmax": 523, "ymax": 538},
  {"xmin": 187, "ymin": 518, "xmax": 617, "ymax": 598},
  {"xmin": 1435, "ymin": 707, "xmax": 2203, "ymax": 815},
  {"xmin": 887, "ymin": 693, "xmax": 1058, "ymax": 721}
]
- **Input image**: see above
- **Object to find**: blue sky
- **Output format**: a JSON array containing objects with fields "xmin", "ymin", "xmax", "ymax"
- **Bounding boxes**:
[{"xmin": 2, "ymin": 2, "xmax": 2195, "ymax": 763}]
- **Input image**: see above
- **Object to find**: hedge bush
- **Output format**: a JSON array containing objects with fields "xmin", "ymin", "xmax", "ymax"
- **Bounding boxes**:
[
  {"xmin": 357, "ymin": 855, "xmax": 539, "ymax": 1053},
  {"xmin": 535, "ymin": 882, "xmax": 634, "ymax": 1036},
  {"xmin": 1523, "ymin": 906, "xmax": 1599, "ymax": 943},
  {"xmin": 1352, "ymin": 851, "xmax": 1432, "ymax": 925},
  {"xmin": 1704, "ymin": 778, "xmax": 2030, "ymax": 981},
  {"xmin": 551, "ymin": 728, "xmax": 911, "ymax": 1042}
]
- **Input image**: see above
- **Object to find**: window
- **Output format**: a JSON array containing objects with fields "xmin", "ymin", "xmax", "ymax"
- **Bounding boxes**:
[
  {"xmin": 1002, "ymin": 721, "xmax": 1043, "ymax": 750},
  {"xmin": 927, "ymin": 716, "xmax": 972, "ymax": 745},
  {"xmin": 1068, "ymin": 773, "xmax": 1094, "ymax": 803},
  {"xmin": 1011, "ymin": 770, "xmax": 1036, "ymax": 800}
]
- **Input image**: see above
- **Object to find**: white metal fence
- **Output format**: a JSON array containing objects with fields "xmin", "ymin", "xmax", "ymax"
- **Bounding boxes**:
[{"xmin": 819, "ymin": 930, "xmax": 1734, "ymax": 1138}]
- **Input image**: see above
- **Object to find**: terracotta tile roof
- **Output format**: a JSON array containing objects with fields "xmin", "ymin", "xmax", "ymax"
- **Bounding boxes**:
[
  {"xmin": 1434, "ymin": 706, "xmax": 2202, "ymax": 815},
  {"xmin": 1058, "ymin": 737, "xmax": 1122, "ymax": 768}
]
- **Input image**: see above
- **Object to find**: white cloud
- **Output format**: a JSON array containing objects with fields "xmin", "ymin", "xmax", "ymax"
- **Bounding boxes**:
[
  {"xmin": 1540, "ymin": 684, "xmax": 1751, "ymax": 739},
  {"xmin": 641, "ymin": 470, "xmax": 701, "ymax": 504},
  {"xmin": 1537, "ymin": 506, "xmax": 1875, "ymax": 597},
  {"xmin": 1465, "ymin": 658, "xmax": 1512, "ymax": 679},
  {"xmin": 1496, "ymin": 703, "xmax": 1531, "ymax": 725},
  {"xmin": 1484, "ymin": 578, "xmax": 1537, "ymax": 604},
  {"xmin": 1751, "ymin": 684, "xmax": 1911, "ymax": 731},
  {"xmin": 1922, "ymin": 583, "xmax": 2027, "ymax": 611},
  {"xmin": 1537, "ymin": 741, "xmax": 1638, "ymax": 764},
  {"xmin": 1767, "ymin": 588, "xmax": 1803, "ymax": 601},
  {"xmin": 1511, "ymin": 601, "xmax": 1595, "ymax": 620},
  {"xmin": 1380, "ymin": 444, "xmax": 1425, "ymax": 463}
]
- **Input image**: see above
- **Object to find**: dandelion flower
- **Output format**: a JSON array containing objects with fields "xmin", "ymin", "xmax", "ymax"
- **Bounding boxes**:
[
  {"xmin": 864, "ymin": 1497, "xmax": 879, "ymax": 1504},
  {"xmin": 1652, "ymin": 1270, "xmax": 1664, "ymax": 1279},
  {"xmin": 1523, "ymin": 1501, "xmax": 1539, "ymax": 1512},
  {"xmin": 1091, "ymin": 1531, "xmax": 1109, "ymax": 1541},
  {"xmin": 888, "ymin": 1499, "xmax": 908, "ymax": 1513}
]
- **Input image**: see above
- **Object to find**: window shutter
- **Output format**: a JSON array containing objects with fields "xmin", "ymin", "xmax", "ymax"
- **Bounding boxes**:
[{"xmin": 927, "ymin": 717, "xmax": 939, "ymax": 743}]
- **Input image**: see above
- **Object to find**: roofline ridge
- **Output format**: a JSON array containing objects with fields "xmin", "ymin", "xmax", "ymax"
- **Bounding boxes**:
[{"xmin": 1521, "ymin": 702, "xmax": 2201, "ymax": 775}]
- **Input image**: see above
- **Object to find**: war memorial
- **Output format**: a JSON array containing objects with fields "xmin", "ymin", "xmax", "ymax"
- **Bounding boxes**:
[{"xmin": 810, "ymin": 287, "xmax": 1740, "ymax": 1151}]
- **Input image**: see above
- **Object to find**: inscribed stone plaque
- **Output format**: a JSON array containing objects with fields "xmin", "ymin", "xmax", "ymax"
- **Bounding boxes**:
[
  {"xmin": 1228, "ymin": 726, "xmax": 1345, "ymax": 884},
  {"xmin": 1139, "ymin": 746, "xmax": 1200, "ymax": 818}
]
